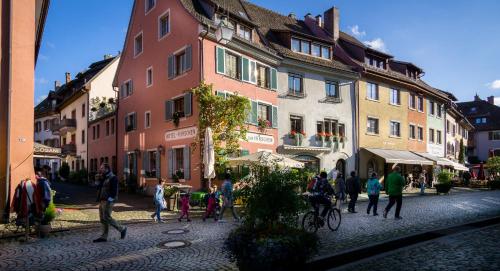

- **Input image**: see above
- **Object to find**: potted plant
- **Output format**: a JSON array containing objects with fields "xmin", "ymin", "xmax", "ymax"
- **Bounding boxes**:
[
  {"xmin": 257, "ymin": 117, "xmax": 270, "ymax": 133},
  {"xmin": 173, "ymin": 169, "xmax": 184, "ymax": 182},
  {"xmin": 39, "ymin": 191, "xmax": 57, "ymax": 238},
  {"xmin": 324, "ymin": 132, "xmax": 333, "ymax": 147},
  {"xmin": 435, "ymin": 171, "xmax": 453, "ymax": 194},
  {"xmin": 316, "ymin": 132, "xmax": 325, "ymax": 142},
  {"xmin": 164, "ymin": 185, "xmax": 179, "ymax": 210}
]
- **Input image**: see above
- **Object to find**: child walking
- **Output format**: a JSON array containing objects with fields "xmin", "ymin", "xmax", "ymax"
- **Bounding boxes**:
[
  {"xmin": 366, "ymin": 172, "xmax": 382, "ymax": 216},
  {"xmin": 178, "ymin": 193, "xmax": 191, "ymax": 222},
  {"xmin": 202, "ymin": 190, "xmax": 218, "ymax": 221}
]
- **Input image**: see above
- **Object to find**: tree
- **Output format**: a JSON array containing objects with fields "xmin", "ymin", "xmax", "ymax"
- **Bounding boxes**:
[
  {"xmin": 191, "ymin": 82, "xmax": 250, "ymax": 172},
  {"xmin": 486, "ymin": 157, "xmax": 500, "ymax": 176},
  {"xmin": 458, "ymin": 138, "xmax": 465, "ymax": 164}
]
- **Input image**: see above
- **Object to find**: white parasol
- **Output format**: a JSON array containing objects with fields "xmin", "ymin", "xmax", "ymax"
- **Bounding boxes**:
[{"xmin": 203, "ymin": 127, "xmax": 216, "ymax": 187}]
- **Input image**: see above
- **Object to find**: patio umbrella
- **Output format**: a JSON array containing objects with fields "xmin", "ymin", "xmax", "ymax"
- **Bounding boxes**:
[
  {"xmin": 478, "ymin": 162, "xmax": 486, "ymax": 180},
  {"xmin": 471, "ymin": 169, "xmax": 477, "ymax": 179},
  {"xmin": 227, "ymin": 151, "xmax": 305, "ymax": 169},
  {"xmin": 203, "ymin": 127, "xmax": 216, "ymax": 187}
]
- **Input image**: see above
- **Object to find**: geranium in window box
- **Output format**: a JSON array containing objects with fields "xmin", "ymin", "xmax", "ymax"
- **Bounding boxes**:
[
  {"xmin": 316, "ymin": 132, "xmax": 325, "ymax": 141},
  {"xmin": 257, "ymin": 117, "xmax": 271, "ymax": 132},
  {"xmin": 339, "ymin": 136, "xmax": 347, "ymax": 143},
  {"xmin": 289, "ymin": 130, "xmax": 297, "ymax": 139}
]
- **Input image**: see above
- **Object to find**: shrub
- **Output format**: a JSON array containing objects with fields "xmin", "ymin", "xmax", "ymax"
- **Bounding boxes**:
[
  {"xmin": 42, "ymin": 191, "xmax": 57, "ymax": 225},
  {"xmin": 436, "ymin": 171, "xmax": 453, "ymax": 194},
  {"xmin": 59, "ymin": 162, "xmax": 70, "ymax": 180},
  {"xmin": 489, "ymin": 178, "xmax": 500, "ymax": 190}
]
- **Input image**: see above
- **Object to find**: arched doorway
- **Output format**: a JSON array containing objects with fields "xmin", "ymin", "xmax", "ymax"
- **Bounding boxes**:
[
  {"xmin": 294, "ymin": 155, "xmax": 320, "ymax": 173},
  {"xmin": 336, "ymin": 159, "xmax": 346, "ymax": 179},
  {"xmin": 367, "ymin": 158, "xmax": 377, "ymax": 179}
]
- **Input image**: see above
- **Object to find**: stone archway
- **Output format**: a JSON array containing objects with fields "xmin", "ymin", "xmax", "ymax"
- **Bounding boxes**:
[{"xmin": 336, "ymin": 159, "xmax": 346, "ymax": 179}]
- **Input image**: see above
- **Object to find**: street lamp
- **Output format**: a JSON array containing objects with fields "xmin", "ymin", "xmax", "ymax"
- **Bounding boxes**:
[{"xmin": 215, "ymin": 16, "xmax": 233, "ymax": 45}]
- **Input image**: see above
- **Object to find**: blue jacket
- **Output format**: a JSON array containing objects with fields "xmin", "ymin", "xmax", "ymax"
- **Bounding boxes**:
[
  {"xmin": 366, "ymin": 177, "xmax": 382, "ymax": 196},
  {"xmin": 154, "ymin": 184, "xmax": 164, "ymax": 203}
]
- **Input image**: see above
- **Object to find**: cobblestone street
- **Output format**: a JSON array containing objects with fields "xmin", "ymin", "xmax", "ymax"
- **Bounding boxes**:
[{"xmin": 0, "ymin": 190, "xmax": 499, "ymax": 270}]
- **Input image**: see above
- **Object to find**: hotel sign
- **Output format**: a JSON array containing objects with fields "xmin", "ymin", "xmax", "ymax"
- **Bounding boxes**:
[
  {"xmin": 165, "ymin": 126, "xmax": 197, "ymax": 142},
  {"xmin": 245, "ymin": 132, "xmax": 274, "ymax": 145}
]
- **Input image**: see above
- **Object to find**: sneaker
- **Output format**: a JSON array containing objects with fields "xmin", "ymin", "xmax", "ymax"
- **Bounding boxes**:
[
  {"xmin": 157, "ymin": 220, "xmax": 164, "ymax": 223},
  {"xmin": 367, "ymin": 210, "xmax": 370, "ymax": 215},
  {"xmin": 120, "ymin": 227, "xmax": 127, "ymax": 239},
  {"xmin": 395, "ymin": 216, "xmax": 403, "ymax": 220},
  {"xmin": 93, "ymin": 237, "xmax": 107, "ymax": 243},
  {"xmin": 383, "ymin": 210, "xmax": 388, "ymax": 219},
  {"xmin": 373, "ymin": 213, "xmax": 379, "ymax": 216}
]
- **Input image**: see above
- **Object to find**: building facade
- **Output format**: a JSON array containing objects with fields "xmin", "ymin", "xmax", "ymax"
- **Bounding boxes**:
[{"xmin": 88, "ymin": 107, "xmax": 117, "ymax": 183}]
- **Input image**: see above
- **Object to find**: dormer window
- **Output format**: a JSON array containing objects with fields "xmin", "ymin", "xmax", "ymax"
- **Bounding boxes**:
[
  {"xmin": 291, "ymin": 37, "xmax": 331, "ymax": 59},
  {"xmin": 237, "ymin": 24, "xmax": 252, "ymax": 41},
  {"xmin": 365, "ymin": 56, "xmax": 386, "ymax": 69}
]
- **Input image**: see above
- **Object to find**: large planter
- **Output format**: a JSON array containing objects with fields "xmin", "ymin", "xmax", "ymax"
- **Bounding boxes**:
[
  {"xmin": 38, "ymin": 224, "xmax": 52, "ymax": 238},
  {"xmin": 435, "ymin": 182, "xmax": 452, "ymax": 194}
]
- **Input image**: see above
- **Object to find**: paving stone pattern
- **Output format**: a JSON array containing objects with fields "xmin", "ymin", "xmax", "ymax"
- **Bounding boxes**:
[{"xmin": 0, "ymin": 190, "xmax": 499, "ymax": 270}]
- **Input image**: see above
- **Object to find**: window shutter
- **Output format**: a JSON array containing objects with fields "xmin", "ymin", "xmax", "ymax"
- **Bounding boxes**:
[
  {"xmin": 184, "ymin": 44, "xmax": 192, "ymax": 72},
  {"xmin": 155, "ymin": 151, "xmax": 161, "ymax": 179},
  {"xmin": 183, "ymin": 146, "xmax": 191, "ymax": 180},
  {"xmin": 165, "ymin": 100, "xmax": 173, "ymax": 121},
  {"xmin": 241, "ymin": 57, "xmax": 249, "ymax": 81},
  {"xmin": 216, "ymin": 91, "xmax": 226, "ymax": 98},
  {"xmin": 271, "ymin": 68, "xmax": 278, "ymax": 90},
  {"xmin": 132, "ymin": 153, "xmax": 138, "ymax": 176},
  {"xmin": 251, "ymin": 100, "xmax": 258, "ymax": 124},
  {"xmin": 130, "ymin": 80, "xmax": 134, "ymax": 95},
  {"xmin": 272, "ymin": 106, "xmax": 278, "ymax": 128},
  {"xmin": 124, "ymin": 154, "xmax": 129, "ymax": 174},
  {"xmin": 184, "ymin": 92, "xmax": 192, "ymax": 117},
  {"xmin": 124, "ymin": 116, "xmax": 128, "ymax": 131},
  {"xmin": 250, "ymin": 61, "xmax": 256, "ymax": 83},
  {"xmin": 132, "ymin": 113, "xmax": 137, "ymax": 129},
  {"xmin": 120, "ymin": 84, "xmax": 125, "ymax": 98},
  {"xmin": 141, "ymin": 151, "xmax": 148, "ymax": 176},
  {"xmin": 240, "ymin": 149, "xmax": 250, "ymax": 157},
  {"xmin": 167, "ymin": 149, "xmax": 174, "ymax": 179},
  {"xmin": 216, "ymin": 47, "xmax": 225, "ymax": 74},
  {"xmin": 168, "ymin": 54, "xmax": 174, "ymax": 79}
]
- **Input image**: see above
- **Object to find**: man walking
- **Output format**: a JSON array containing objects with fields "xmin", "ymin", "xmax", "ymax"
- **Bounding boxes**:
[
  {"xmin": 383, "ymin": 166, "xmax": 405, "ymax": 220},
  {"xmin": 219, "ymin": 173, "xmax": 239, "ymax": 222},
  {"xmin": 93, "ymin": 163, "xmax": 127, "ymax": 242},
  {"xmin": 346, "ymin": 171, "xmax": 361, "ymax": 213}
]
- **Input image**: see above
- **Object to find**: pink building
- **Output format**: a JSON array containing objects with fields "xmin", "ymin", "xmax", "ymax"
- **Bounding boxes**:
[
  {"xmin": 114, "ymin": 0, "xmax": 280, "ymax": 191},
  {"xmin": 88, "ymin": 108, "xmax": 117, "ymax": 183}
]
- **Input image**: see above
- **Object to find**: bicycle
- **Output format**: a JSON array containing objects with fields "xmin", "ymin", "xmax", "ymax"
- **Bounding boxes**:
[{"xmin": 302, "ymin": 197, "xmax": 341, "ymax": 233}]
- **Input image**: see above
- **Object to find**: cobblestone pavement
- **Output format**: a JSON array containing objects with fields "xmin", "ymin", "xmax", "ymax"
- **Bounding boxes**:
[
  {"xmin": 335, "ymin": 223, "xmax": 500, "ymax": 271},
  {"xmin": 0, "ymin": 190, "xmax": 499, "ymax": 270}
]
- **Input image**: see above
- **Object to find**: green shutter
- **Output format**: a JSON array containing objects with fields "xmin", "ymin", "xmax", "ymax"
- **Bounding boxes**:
[
  {"xmin": 167, "ymin": 149, "xmax": 174, "ymax": 179},
  {"xmin": 271, "ymin": 68, "xmax": 277, "ymax": 90},
  {"xmin": 216, "ymin": 91, "xmax": 226, "ymax": 98},
  {"xmin": 216, "ymin": 47, "xmax": 225, "ymax": 74},
  {"xmin": 183, "ymin": 146, "xmax": 191, "ymax": 180},
  {"xmin": 251, "ymin": 101, "xmax": 258, "ymax": 124},
  {"xmin": 242, "ymin": 57, "xmax": 249, "ymax": 81},
  {"xmin": 272, "ymin": 106, "xmax": 278, "ymax": 128},
  {"xmin": 250, "ymin": 61, "xmax": 256, "ymax": 83},
  {"xmin": 246, "ymin": 100, "xmax": 253, "ymax": 123},
  {"xmin": 240, "ymin": 149, "xmax": 250, "ymax": 156}
]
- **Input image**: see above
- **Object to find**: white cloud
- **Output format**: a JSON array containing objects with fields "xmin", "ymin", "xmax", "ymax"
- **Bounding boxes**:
[
  {"xmin": 36, "ymin": 77, "xmax": 49, "ymax": 84},
  {"xmin": 487, "ymin": 79, "xmax": 500, "ymax": 89},
  {"xmin": 349, "ymin": 25, "xmax": 366, "ymax": 38},
  {"xmin": 46, "ymin": 42, "xmax": 55, "ymax": 49},
  {"xmin": 363, "ymin": 38, "xmax": 388, "ymax": 53},
  {"xmin": 35, "ymin": 94, "xmax": 47, "ymax": 104},
  {"xmin": 38, "ymin": 54, "xmax": 49, "ymax": 61}
]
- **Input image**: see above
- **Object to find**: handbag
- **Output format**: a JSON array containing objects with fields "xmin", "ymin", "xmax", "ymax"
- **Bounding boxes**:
[{"xmin": 161, "ymin": 198, "xmax": 167, "ymax": 210}]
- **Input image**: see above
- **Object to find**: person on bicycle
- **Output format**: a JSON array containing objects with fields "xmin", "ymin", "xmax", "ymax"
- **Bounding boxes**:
[{"xmin": 309, "ymin": 172, "xmax": 334, "ymax": 221}]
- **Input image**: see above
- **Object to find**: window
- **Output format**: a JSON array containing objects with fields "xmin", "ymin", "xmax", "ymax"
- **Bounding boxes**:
[
  {"xmin": 322, "ymin": 119, "xmax": 338, "ymax": 136},
  {"xmin": 437, "ymin": 104, "xmax": 442, "ymax": 118},
  {"xmin": 338, "ymin": 124, "xmax": 345, "ymax": 137},
  {"xmin": 145, "ymin": 111, "xmax": 151, "ymax": 128},
  {"xmin": 237, "ymin": 24, "xmax": 252, "ymax": 41},
  {"xmin": 301, "ymin": 40, "xmax": 310, "ymax": 54},
  {"xmin": 488, "ymin": 131, "xmax": 500, "ymax": 141},
  {"xmin": 409, "ymin": 124, "xmax": 416, "ymax": 139},
  {"xmin": 106, "ymin": 120, "xmax": 110, "ymax": 136},
  {"xmin": 71, "ymin": 110, "xmax": 76, "ymax": 119},
  {"xmin": 417, "ymin": 96, "xmax": 424, "ymax": 112},
  {"xmin": 158, "ymin": 11, "xmax": 170, "ymax": 39},
  {"xmin": 312, "ymin": 44, "xmax": 320, "ymax": 57},
  {"xmin": 257, "ymin": 64, "xmax": 269, "ymax": 88},
  {"xmin": 175, "ymin": 51, "xmax": 186, "ymax": 76},
  {"xmin": 288, "ymin": 73, "xmax": 303, "ymax": 96},
  {"xmin": 429, "ymin": 128, "xmax": 435, "ymax": 143},
  {"xmin": 418, "ymin": 126, "xmax": 424, "ymax": 140},
  {"xmin": 290, "ymin": 37, "xmax": 331, "ymax": 59},
  {"xmin": 390, "ymin": 88, "xmax": 400, "ymax": 105},
  {"xmin": 437, "ymin": 130, "xmax": 442, "ymax": 144},
  {"xmin": 367, "ymin": 117, "xmax": 379, "ymax": 134},
  {"xmin": 366, "ymin": 82, "xmax": 379, "ymax": 100},
  {"xmin": 145, "ymin": 150, "xmax": 158, "ymax": 178},
  {"xmin": 316, "ymin": 121, "xmax": 324, "ymax": 134},
  {"xmin": 168, "ymin": 45, "xmax": 192, "ymax": 79},
  {"xmin": 452, "ymin": 124, "xmax": 456, "ymax": 136},
  {"xmin": 121, "ymin": 80, "xmax": 134, "ymax": 98},
  {"xmin": 81, "ymin": 129, "xmax": 85, "ymax": 144},
  {"xmin": 174, "ymin": 148, "xmax": 184, "ymax": 173},
  {"xmin": 225, "ymin": 51, "xmax": 239, "ymax": 79},
  {"xmin": 110, "ymin": 118, "xmax": 115, "ymax": 135},
  {"xmin": 290, "ymin": 115, "xmax": 303, "ymax": 133},
  {"xmin": 321, "ymin": 46, "xmax": 330, "ymax": 59},
  {"xmin": 146, "ymin": 67, "xmax": 153, "ymax": 87},
  {"xmin": 134, "ymin": 32, "xmax": 143, "ymax": 57},
  {"xmin": 165, "ymin": 93, "xmax": 192, "ymax": 121},
  {"xmin": 446, "ymin": 120, "xmax": 450, "ymax": 134},
  {"xmin": 390, "ymin": 121, "xmax": 401, "ymax": 137},
  {"xmin": 174, "ymin": 97, "xmax": 185, "ymax": 117},
  {"xmin": 82, "ymin": 103, "xmax": 86, "ymax": 117},
  {"xmin": 325, "ymin": 80, "xmax": 339, "ymax": 98},
  {"xmin": 291, "ymin": 38, "xmax": 300, "ymax": 52},
  {"xmin": 145, "ymin": 0, "xmax": 155, "ymax": 13},
  {"xmin": 92, "ymin": 126, "xmax": 96, "ymax": 140},
  {"xmin": 125, "ymin": 113, "xmax": 137, "ymax": 132},
  {"xmin": 409, "ymin": 93, "xmax": 416, "ymax": 109},
  {"xmin": 43, "ymin": 120, "xmax": 49, "ymax": 131},
  {"xmin": 429, "ymin": 100, "xmax": 435, "ymax": 115},
  {"xmin": 96, "ymin": 124, "xmax": 100, "ymax": 139},
  {"xmin": 258, "ymin": 103, "xmax": 271, "ymax": 123}
]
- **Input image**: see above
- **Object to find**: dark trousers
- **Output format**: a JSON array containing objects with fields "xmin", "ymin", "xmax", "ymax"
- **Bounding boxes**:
[
  {"xmin": 311, "ymin": 196, "xmax": 332, "ymax": 217},
  {"xmin": 385, "ymin": 195, "xmax": 403, "ymax": 218},
  {"xmin": 348, "ymin": 193, "xmax": 358, "ymax": 211},
  {"xmin": 367, "ymin": 195, "xmax": 379, "ymax": 214}
]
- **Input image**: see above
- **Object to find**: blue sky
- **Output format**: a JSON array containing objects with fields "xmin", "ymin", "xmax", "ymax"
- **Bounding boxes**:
[{"xmin": 35, "ymin": 0, "xmax": 500, "ymax": 104}]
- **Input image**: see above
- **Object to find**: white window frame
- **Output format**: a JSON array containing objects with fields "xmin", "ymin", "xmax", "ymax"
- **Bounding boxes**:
[
  {"xmin": 409, "ymin": 124, "xmax": 416, "ymax": 140},
  {"xmin": 389, "ymin": 88, "xmax": 401, "ymax": 106},
  {"xmin": 366, "ymin": 116, "xmax": 379, "ymax": 135},
  {"xmin": 145, "ymin": 111, "xmax": 151, "ymax": 129},
  {"xmin": 126, "ymin": 112, "xmax": 137, "ymax": 132},
  {"xmin": 124, "ymin": 79, "xmax": 133, "ymax": 97},
  {"xmin": 389, "ymin": 120, "xmax": 401, "ymax": 138},
  {"xmin": 366, "ymin": 82, "xmax": 379, "ymax": 101},
  {"xmin": 146, "ymin": 66, "xmax": 153, "ymax": 88},
  {"xmin": 134, "ymin": 31, "xmax": 143, "ymax": 58},
  {"xmin": 408, "ymin": 93, "xmax": 416, "ymax": 110},
  {"xmin": 417, "ymin": 96, "xmax": 424, "ymax": 112},
  {"xmin": 145, "ymin": 0, "xmax": 156, "ymax": 15},
  {"xmin": 157, "ymin": 9, "xmax": 171, "ymax": 41},
  {"xmin": 429, "ymin": 128, "xmax": 435, "ymax": 143},
  {"xmin": 417, "ymin": 126, "xmax": 424, "ymax": 141},
  {"xmin": 429, "ymin": 100, "xmax": 435, "ymax": 116},
  {"xmin": 436, "ymin": 130, "xmax": 442, "ymax": 144}
]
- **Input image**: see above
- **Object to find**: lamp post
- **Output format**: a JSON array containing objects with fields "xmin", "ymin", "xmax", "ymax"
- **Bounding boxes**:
[{"xmin": 215, "ymin": 16, "xmax": 233, "ymax": 45}]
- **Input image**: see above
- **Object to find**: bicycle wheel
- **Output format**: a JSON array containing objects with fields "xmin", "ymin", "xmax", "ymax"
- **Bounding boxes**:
[
  {"xmin": 302, "ymin": 211, "xmax": 318, "ymax": 233},
  {"xmin": 327, "ymin": 208, "xmax": 341, "ymax": 231}
]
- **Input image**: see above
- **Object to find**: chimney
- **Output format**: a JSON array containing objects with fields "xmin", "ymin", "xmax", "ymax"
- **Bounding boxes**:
[
  {"xmin": 324, "ymin": 7, "xmax": 340, "ymax": 41},
  {"xmin": 315, "ymin": 15, "xmax": 323, "ymax": 27},
  {"xmin": 487, "ymin": 96, "xmax": 495, "ymax": 104},
  {"xmin": 65, "ymin": 72, "xmax": 71, "ymax": 84},
  {"xmin": 104, "ymin": 54, "xmax": 113, "ymax": 60},
  {"xmin": 474, "ymin": 93, "xmax": 481, "ymax": 101},
  {"xmin": 305, "ymin": 13, "xmax": 313, "ymax": 19},
  {"xmin": 288, "ymin": 12, "xmax": 296, "ymax": 19},
  {"xmin": 54, "ymin": 80, "xmax": 61, "ymax": 91}
]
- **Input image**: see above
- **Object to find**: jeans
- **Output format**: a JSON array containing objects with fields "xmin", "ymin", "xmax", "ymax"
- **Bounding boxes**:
[
  {"xmin": 155, "ymin": 203, "xmax": 162, "ymax": 221},
  {"xmin": 385, "ymin": 195, "xmax": 403, "ymax": 218},
  {"xmin": 420, "ymin": 183, "xmax": 425, "ymax": 195},
  {"xmin": 219, "ymin": 199, "xmax": 239, "ymax": 220},
  {"xmin": 348, "ymin": 193, "xmax": 358, "ymax": 211},
  {"xmin": 99, "ymin": 201, "xmax": 124, "ymax": 239},
  {"xmin": 367, "ymin": 194, "xmax": 379, "ymax": 214},
  {"xmin": 311, "ymin": 195, "xmax": 332, "ymax": 218}
]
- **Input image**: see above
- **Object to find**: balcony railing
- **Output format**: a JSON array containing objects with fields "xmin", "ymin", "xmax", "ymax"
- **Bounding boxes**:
[
  {"xmin": 61, "ymin": 143, "xmax": 76, "ymax": 155},
  {"xmin": 56, "ymin": 118, "xmax": 77, "ymax": 133}
]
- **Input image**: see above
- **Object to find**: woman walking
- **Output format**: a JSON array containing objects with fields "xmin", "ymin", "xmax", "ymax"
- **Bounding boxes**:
[
  {"xmin": 366, "ymin": 172, "xmax": 382, "ymax": 216},
  {"xmin": 151, "ymin": 179, "xmax": 165, "ymax": 223},
  {"xmin": 334, "ymin": 173, "xmax": 346, "ymax": 211}
]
